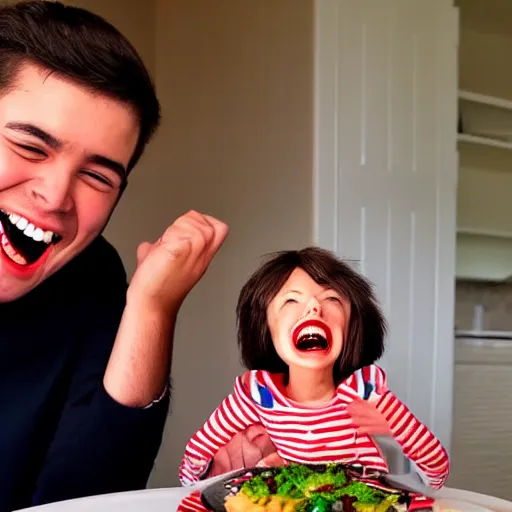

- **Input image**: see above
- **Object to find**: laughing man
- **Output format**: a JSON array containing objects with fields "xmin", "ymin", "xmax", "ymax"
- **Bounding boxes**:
[{"xmin": 0, "ymin": 1, "xmax": 229, "ymax": 510}]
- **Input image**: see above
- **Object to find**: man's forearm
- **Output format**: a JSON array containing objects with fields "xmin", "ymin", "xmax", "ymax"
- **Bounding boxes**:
[{"xmin": 103, "ymin": 298, "xmax": 176, "ymax": 408}]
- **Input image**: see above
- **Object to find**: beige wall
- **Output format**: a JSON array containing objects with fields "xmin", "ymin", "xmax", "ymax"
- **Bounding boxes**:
[
  {"xmin": 66, "ymin": 0, "xmax": 314, "ymax": 487},
  {"xmin": 67, "ymin": 0, "xmax": 159, "ymax": 273},
  {"xmin": 150, "ymin": 0, "xmax": 313, "ymax": 487}
]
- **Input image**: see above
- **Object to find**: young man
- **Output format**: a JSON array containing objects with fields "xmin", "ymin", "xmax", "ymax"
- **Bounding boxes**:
[{"xmin": 0, "ymin": 1, "xmax": 231, "ymax": 510}]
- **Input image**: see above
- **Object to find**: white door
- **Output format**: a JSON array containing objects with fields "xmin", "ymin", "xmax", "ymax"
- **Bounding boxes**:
[{"xmin": 314, "ymin": 0, "xmax": 459, "ymax": 453}]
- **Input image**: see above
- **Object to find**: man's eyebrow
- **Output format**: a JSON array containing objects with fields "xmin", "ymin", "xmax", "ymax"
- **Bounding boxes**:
[
  {"xmin": 5, "ymin": 121, "xmax": 62, "ymax": 149},
  {"xmin": 5, "ymin": 121, "xmax": 127, "ymax": 178},
  {"xmin": 88, "ymin": 154, "xmax": 127, "ymax": 179}
]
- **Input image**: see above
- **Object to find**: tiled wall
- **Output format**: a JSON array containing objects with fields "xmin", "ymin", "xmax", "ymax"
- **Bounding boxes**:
[{"xmin": 455, "ymin": 280, "xmax": 512, "ymax": 331}]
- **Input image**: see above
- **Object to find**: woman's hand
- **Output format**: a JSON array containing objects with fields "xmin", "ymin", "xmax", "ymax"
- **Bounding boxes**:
[{"xmin": 346, "ymin": 396, "xmax": 392, "ymax": 436}]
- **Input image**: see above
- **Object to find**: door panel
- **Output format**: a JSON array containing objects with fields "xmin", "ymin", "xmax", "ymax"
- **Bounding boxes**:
[{"xmin": 314, "ymin": 0, "xmax": 458, "ymax": 452}]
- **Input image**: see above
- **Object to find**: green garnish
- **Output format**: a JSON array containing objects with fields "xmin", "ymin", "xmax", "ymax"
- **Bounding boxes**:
[
  {"xmin": 240, "ymin": 475, "xmax": 271, "ymax": 499},
  {"xmin": 238, "ymin": 463, "xmax": 402, "ymax": 512},
  {"xmin": 340, "ymin": 482, "xmax": 386, "ymax": 503}
]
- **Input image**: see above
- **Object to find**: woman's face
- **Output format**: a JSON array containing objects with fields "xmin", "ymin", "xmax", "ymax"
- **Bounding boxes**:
[{"xmin": 266, "ymin": 267, "xmax": 351, "ymax": 372}]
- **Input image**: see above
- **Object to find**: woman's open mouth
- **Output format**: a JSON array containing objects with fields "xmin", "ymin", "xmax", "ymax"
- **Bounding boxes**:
[
  {"xmin": 292, "ymin": 319, "xmax": 333, "ymax": 352},
  {"xmin": 0, "ymin": 209, "xmax": 61, "ymax": 271}
]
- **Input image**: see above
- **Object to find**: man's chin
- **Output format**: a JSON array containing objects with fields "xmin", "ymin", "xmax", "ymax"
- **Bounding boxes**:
[{"xmin": 0, "ymin": 279, "xmax": 36, "ymax": 303}]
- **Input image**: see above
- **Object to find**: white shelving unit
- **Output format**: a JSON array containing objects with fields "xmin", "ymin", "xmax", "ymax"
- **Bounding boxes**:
[
  {"xmin": 456, "ymin": 227, "xmax": 512, "ymax": 239},
  {"xmin": 459, "ymin": 89, "xmax": 512, "ymax": 111},
  {"xmin": 456, "ymin": 88, "xmax": 512, "ymax": 281},
  {"xmin": 457, "ymin": 133, "xmax": 512, "ymax": 151},
  {"xmin": 458, "ymin": 89, "xmax": 512, "ymax": 150}
]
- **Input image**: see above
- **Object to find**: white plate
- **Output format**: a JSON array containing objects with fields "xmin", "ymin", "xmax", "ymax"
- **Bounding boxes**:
[
  {"xmin": 434, "ymin": 498, "xmax": 495, "ymax": 512},
  {"xmin": 17, "ymin": 485, "xmax": 512, "ymax": 512},
  {"xmin": 15, "ymin": 470, "xmax": 244, "ymax": 512}
]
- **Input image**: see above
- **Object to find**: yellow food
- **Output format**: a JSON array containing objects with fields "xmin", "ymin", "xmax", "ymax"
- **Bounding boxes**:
[{"xmin": 224, "ymin": 493, "xmax": 303, "ymax": 512}]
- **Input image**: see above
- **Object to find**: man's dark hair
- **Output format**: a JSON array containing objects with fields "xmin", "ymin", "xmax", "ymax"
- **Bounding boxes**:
[
  {"xmin": 0, "ymin": 0, "xmax": 160, "ymax": 174},
  {"xmin": 236, "ymin": 247, "xmax": 387, "ymax": 384}
]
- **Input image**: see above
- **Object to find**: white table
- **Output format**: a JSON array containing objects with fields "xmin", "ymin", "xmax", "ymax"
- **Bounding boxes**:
[{"xmin": 14, "ymin": 487, "xmax": 512, "ymax": 512}]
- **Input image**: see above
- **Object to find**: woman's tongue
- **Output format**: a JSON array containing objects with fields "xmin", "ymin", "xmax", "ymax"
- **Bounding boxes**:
[{"xmin": 295, "ymin": 333, "xmax": 329, "ymax": 351}]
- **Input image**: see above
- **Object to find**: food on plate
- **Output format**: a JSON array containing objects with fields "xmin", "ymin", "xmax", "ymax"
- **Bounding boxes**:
[{"xmin": 218, "ymin": 463, "xmax": 418, "ymax": 512}]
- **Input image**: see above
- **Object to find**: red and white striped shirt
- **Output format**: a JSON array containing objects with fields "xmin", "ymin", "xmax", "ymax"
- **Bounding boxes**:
[{"xmin": 179, "ymin": 365, "xmax": 449, "ymax": 492}]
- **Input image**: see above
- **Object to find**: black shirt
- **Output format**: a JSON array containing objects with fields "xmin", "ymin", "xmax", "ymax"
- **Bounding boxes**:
[{"xmin": 0, "ymin": 236, "xmax": 170, "ymax": 511}]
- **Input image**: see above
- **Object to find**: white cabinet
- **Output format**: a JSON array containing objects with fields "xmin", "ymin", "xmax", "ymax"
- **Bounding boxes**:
[{"xmin": 450, "ymin": 336, "xmax": 512, "ymax": 500}]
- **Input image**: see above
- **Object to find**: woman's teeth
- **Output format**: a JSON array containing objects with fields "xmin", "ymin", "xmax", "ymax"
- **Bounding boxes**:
[
  {"xmin": 294, "ymin": 326, "xmax": 330, "ymax": 351},
  {"xmin": 296, "ymin": 326, "xmax": 327, "ymax": 339},
  {"xmin": 6, "ymin": 212, "xmax": 56, "ymax": 244}
]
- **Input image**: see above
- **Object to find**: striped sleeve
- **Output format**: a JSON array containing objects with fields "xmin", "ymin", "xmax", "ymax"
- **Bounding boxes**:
[
  {"xmin": 373, "ymin": 369, "xmax": 450, "ymax": 489},
  {"xmin": 178, "ymin": 374, "xmax": 260, "ymax": 485}
]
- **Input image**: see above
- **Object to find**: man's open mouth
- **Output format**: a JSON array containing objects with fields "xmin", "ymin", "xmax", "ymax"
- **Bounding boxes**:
[
  {"xmin": 0, "ymin": 209, "xmax": 61, "ymax": 266},
  {"xmin": 292, "ymin": 319, "xmax": 333, "ymax": 352}
]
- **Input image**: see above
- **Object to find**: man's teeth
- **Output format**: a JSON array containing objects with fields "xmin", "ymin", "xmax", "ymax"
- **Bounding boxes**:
[
  {"xmin": 7, "ymin": 213, "xmax": 55, "ymax": 244},
  {"xmin": 297, "ymin": 326, "xmax": 327, "ymax": 339}
]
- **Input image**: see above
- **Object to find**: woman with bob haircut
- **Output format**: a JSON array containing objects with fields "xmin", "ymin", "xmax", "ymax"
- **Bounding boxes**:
[
  {"xmin": 236, "ymin": 246, "xmax": 386, "ymax": 384},
  {"xmin": 178, "ymin": 247, "xmax": 449, "ymax": 511}
]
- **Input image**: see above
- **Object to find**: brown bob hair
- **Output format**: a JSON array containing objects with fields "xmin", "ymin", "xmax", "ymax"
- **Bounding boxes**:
[{"xmin": 236, "ymin": 246, "xmax": 387, "ymax": 384}]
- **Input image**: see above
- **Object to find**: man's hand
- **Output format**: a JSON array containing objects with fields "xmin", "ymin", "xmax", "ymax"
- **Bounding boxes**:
[
  {"xmin": 128, "ymin": 210, "xmax": 229, "ymax": 312},
  {"xmin": 104, "ymin": 211, "xmax": 228, "ymax": 407},
  {"xmin": 346, "ymin": 396, "xmax": 392, "ymax": 436},
  {"xmin": 207, "ymin": 425, "xmax": 284, "ymax": 478}
]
